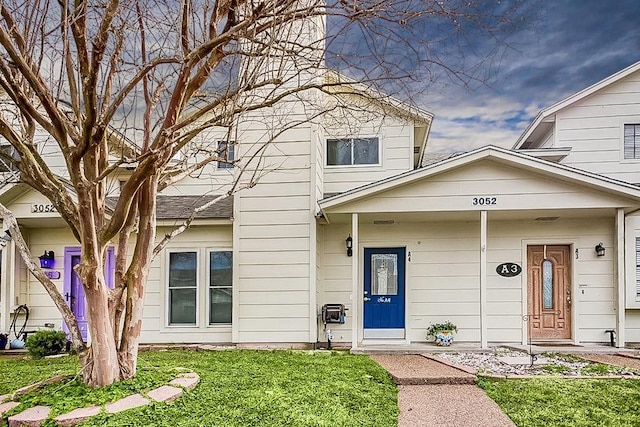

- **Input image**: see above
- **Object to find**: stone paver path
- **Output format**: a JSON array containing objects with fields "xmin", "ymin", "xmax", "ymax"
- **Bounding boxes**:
[
  {"xmin": 399, "ymin": 385, "xmax": 515, "ymax": 427},
  {"xmin": 371, "ymin": 354, "xmax": 515, "ymax": 427},
  {"xmin": 8, "ymin": 405, "xmax": 50, "ymax": 427},
  {"xmin": 2, "ymin": 371, "xmax": 200, "ymax": 426}
]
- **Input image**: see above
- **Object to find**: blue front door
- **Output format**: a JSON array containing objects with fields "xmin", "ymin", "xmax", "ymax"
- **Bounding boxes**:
[{"xmin": 363, "ymin": 247, "xmax": 405, "ymax": 338}]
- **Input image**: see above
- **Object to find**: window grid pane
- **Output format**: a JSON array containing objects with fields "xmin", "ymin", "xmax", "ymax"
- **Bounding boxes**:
[
  {"xmin": 217, "ymin": 141, "xmax": 235, "ymax": 169},
  {"xmin": 210, "ymin": 251, "xmax": 233, "ymax": 324},
  {"xmin": 327, "ymin": 137, "xmax": 378, "ymax": 166},
  {"xmin": 624, "ymin": 124, "xmax": 640, "ymax": 159},
  {"xmin": 168, "ymin": 251, "xmax": 197, "ymax": 325}
]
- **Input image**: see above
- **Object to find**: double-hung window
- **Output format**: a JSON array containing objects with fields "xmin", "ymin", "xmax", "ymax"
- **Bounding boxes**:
[
  {"xmin": 327, "ymin": 137, "xmax": 379, "ymax": 166},
  {"xmin": 168, "ymin": 251, "xmax": 198, "ymax": 325},
  {"xmin": 167, "ymin": 249, "xmax": 233, "ymax": 326},
  {"xmin": 209, "ymin": 251, "xmax": 233, "ymax": 324},
  {"xmin": 217, "ymin": 140, "xmax": 235, "ymax": 169},
  {"xmin": 624, "ymin": 124, "xmax": 640, "ymax": 159}
]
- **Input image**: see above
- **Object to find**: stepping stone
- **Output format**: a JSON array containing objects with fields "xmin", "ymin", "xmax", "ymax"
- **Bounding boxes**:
[
  {"xmin": 148, "ymin": 385, "xmax": 183, "ymax": 403},
  {"xmin": 8, "ymin": 405, "xmax": 50, "ymax": 427},
  {"xmin": 54, "ymin": 406, "xmax": 101, "ymax": 426},
  {"xmin": 0, "ymin": 401, "xmax": 20, "ymax": 416},
  {"xmin": 105, "ymin": 394, "xmax": 150, "ymax": 414},
  {"xmin": 169, "ymin": 372, "xmax": 200, "ymax": 390},
  {"xmin": 0, "ymin": 394, "xmax": 10, "ymax": 403}
]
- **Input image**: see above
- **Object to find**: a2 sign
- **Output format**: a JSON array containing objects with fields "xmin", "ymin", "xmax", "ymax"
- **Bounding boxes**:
[{"xmin": 496, "ymin": 262, "xmax": 522, "ymax": 277}]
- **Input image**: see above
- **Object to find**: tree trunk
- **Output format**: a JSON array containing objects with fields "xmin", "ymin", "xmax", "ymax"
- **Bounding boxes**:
[{"xmin": 82, "ymin": 282, "xmax": 120, "ymax": 387}]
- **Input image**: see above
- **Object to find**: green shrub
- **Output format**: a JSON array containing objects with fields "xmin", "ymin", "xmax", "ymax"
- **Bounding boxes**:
[{"xmin": 25, "ymin": 330, "xmax": 67, "ymax": 358}]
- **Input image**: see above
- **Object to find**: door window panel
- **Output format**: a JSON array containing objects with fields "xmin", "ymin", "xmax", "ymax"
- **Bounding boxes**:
[
  {"xmin": 371, "ymin": 254, "xmax": 398, "ymax": 295},
  {"xmin": 542, "ymin": 259, "xmax": 553, "ymax": 310}
]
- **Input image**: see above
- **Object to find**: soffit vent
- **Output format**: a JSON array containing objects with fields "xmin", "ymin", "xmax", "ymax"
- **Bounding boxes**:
[
  {"xmin": 373, "ymin": 219, "xmax": 395, "ymax": 225},
  {"xmin": 535, "ymin": 216, "xmax": 559, "ymax": 222}
]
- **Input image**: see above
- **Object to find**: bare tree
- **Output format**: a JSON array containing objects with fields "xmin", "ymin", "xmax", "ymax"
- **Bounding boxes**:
[{"xmin": 0, "ymin": 0, "xmax": 533, "ymax": 387}]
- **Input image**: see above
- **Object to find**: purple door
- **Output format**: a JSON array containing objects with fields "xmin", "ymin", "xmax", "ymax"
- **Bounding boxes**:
[
  {"xmin": 69, "ymin": 255, "xmax": 88, "ymax": 341},
  {"xmin": 63, "ymin": 247, "xmax": 115, "ymax": 342}
]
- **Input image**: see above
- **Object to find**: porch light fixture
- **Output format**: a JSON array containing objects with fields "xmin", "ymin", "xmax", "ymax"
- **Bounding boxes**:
[
  {"xmin": 346, "ymin": 235, "xmax": 353, "ymax": 257},
  {"xmin": 38, "ymin": 250, "xmax": 55, "ymax": 269},
  {"xmin": 595, "ymin": 243, "xmax": 605, "ymax": 257}
]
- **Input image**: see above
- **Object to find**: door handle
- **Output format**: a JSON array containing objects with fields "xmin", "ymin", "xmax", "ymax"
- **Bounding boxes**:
[
  {"xmin": 363, "ymin": 297, "xmax": 371, "ymax": 302},
  {"xmin": 567, "ymin": 290, "xmax": 571, "ymax": 305},
  {"xmin": 65, "ymin": 292, "xmax": 70, "ymax": 301}
]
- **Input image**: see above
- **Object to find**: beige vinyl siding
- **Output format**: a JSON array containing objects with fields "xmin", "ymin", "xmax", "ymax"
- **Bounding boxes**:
[
  {"xmin": 317, "ymin": 156, "xmax": 633, "ymax": 345},
  {"xmin": 13, "ymin": 228, "xmax": 77, "ymax": 332},
  {"xmin": 555, "ymin": 70, "xmax": 640, "ymax": 181},
  {"xmin": 318, "ymin": 216, "xmax": 615, "ymax": 344},
  {"xmin": 234, "ymin": 113, "xmax": 314, "ymax": 343},
  {"xmin": 327, "ymin": 161, "xmax": 636, "ymax": 215},
  {"xmin": 8, "ymin": 224, "xmax": 233, "ymax": 344},
  {"xmin": 148, "ymin": 225, "xmax": 233, "ymax": 343},
  {"xmin": 323, "ymin": 117, "xmax": 414, "ymax": 194},
  {"xmin": 625, "ymin": 310, "xmax": 640, "ymax": 343}
]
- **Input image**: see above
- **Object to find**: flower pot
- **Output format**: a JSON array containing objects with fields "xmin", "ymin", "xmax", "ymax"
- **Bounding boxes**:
[
  {"xmin": 0, "ymin": 333, "xmax": 6, "ymax": 350},
  {"xmin": 434, "ymin": 331, "xmax": 454, "ymax": 346}
]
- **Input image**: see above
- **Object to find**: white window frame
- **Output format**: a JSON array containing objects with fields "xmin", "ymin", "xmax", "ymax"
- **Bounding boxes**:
[
  {"xmin": 325, "ymin": 136, "xmax": 382, "ymax": 168},
  {"xmin": 624, "ymin": 124, "xmax": 640, "ymax": 160},
  {"xmin": 206, "ymin": 249, "xmax": 233, "ymax": 326},
  {"xmin": 620, "ymin": 118, "xmax": 640, "ymax": 163},
  {"xmin": 166, "ymin": 249, "xmax": 200, "ymax": 327},
  {"xmin": 217, "ymin": 140, "xmax": 235, "ymax": 170}
]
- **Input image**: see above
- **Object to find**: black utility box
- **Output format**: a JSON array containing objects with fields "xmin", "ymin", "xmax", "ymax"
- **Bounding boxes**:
[{"xmin": 321, "ymin": 304, "xmax": 346, "ymax": 324}]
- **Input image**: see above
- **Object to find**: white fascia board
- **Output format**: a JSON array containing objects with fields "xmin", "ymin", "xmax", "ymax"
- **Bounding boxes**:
[
  {"xmin": 514, "ymin": 60, "xmax": 640, "ymax": 149},
  {"xmin": 319, "ymin": 145, "xmax": 640, "ymax": 213}
]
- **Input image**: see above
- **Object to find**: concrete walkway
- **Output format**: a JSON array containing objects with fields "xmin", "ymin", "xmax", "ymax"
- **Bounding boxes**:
[{"xmin": 371, "ymin": 354, "xmax": 515, "ymax": 427}]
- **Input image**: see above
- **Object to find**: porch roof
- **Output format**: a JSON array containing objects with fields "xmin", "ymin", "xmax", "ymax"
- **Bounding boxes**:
[{"xmin": 318, "ymin": 145, "xmax": 640, "ymax": 221}]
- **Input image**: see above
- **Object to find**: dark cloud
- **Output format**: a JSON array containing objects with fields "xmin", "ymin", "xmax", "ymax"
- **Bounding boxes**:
[{"xmin": 419, "ymin": 0, "xmax": 640, "ymax": 152}]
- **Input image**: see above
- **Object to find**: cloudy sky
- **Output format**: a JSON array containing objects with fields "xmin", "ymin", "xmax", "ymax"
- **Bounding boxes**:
[{"xmin": 418, "ymin": 0, "xmax": 640, "ymax": 154}]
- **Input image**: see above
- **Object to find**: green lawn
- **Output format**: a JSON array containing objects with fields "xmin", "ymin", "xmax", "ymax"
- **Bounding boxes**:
[
  {"xmin": 478, "ymin": 377, "xmax": 640, "ymax": 427},
  {"xmin": 0, "ymin": 350, "xmax": 398, "ymax": 426}
]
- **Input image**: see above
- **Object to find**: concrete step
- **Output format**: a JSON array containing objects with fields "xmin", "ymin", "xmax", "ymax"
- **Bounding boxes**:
[{"xmin": 370, "ymin": 354, "xmax": 476, "ymax": 385}]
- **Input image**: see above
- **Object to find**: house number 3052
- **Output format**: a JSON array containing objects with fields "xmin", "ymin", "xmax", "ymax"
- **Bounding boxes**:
[
  {"xmin": 472, "ymin": 197, "xmax": 497, "ymax": 206},
  {"xmin": 31, "ymin": 204, "xmax": 57, "ymax": 213}
]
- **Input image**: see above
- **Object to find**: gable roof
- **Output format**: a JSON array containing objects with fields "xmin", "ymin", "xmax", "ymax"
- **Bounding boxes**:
[
  {"xmin": 319, "ymin": 145, "xmax": 640, "ymax": 216},
  {"xmin": 513, "ymin": 60, "xmax": 640, "ymax": 149}
]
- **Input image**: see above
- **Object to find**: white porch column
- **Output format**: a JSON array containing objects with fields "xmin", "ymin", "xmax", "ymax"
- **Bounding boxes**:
[
  {"xmin": 480, "ymin": 210, "xmax": 488, "ymax": 348},
  {"xmin": 616, "ymin": 208, "xmax": 626, "ymax": 347},
  {"xmin": 351, "ymin": 213, "xmax": 359, "ymax": 349}
]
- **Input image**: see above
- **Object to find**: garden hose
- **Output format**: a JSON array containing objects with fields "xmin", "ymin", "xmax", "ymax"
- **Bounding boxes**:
[{"xmin": 9, "ymin": 304, "xmax": 29, "ymax": 348}]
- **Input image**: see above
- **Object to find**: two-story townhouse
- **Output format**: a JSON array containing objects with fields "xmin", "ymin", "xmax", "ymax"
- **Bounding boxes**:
[
  {"xmin": 4, "ymin": 46, "xmax": 640, "ymax": 350},
  {"xmin": 317, "ymin": 61, "xmax": 640, "ymax": 349}
]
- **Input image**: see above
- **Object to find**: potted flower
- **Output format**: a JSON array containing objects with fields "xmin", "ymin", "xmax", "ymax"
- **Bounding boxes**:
[{"xmin": 426, "ymin": 320, "xmax": 457, "ymax": 346}]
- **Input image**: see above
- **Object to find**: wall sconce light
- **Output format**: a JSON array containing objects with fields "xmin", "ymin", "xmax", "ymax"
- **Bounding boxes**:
[
  {"xmin": 39, "ymin": 250, "xmax": 55, "ymax": 269},
  {"xmin": 595, "ymin": 243, "xmax": 605, "ymax": 257},
  {"xmin": 345, "ymin": 235, "xmax": 353, "ymax": 257}
]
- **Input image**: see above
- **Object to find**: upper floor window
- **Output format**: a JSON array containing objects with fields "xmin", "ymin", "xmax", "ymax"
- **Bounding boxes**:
[
  {"xmin": 624, "ymin": 124, "xmax": 640, "ymax": 159},
  {"xmin": 217, "ymin": 140, "xmax": 235, "ymax": 169},
  {"xmin": 327, "ymin": 137, "xmax": 379, "ymax": 166}
]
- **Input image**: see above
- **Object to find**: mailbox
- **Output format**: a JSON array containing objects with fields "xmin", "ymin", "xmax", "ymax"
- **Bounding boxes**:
[{"xmin": 321, "ymin": 304, "xmax": 346, "ymax": 324}]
